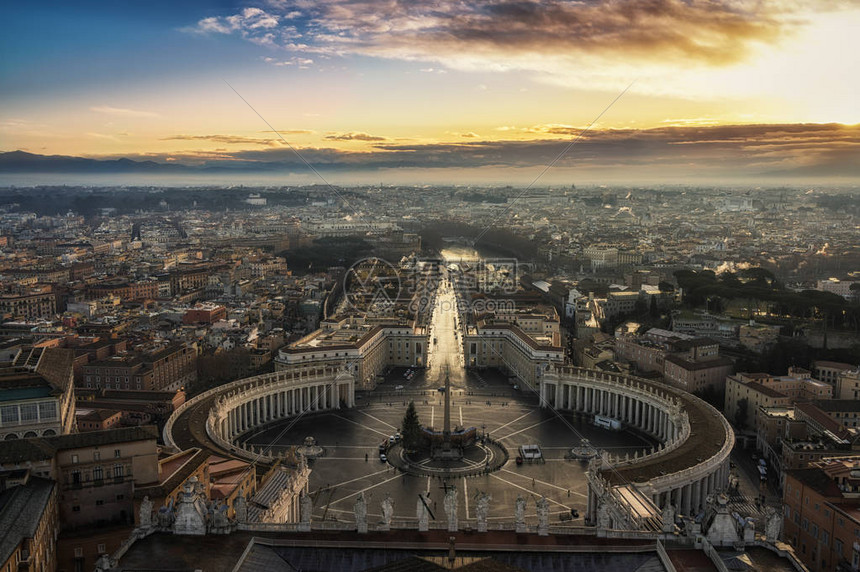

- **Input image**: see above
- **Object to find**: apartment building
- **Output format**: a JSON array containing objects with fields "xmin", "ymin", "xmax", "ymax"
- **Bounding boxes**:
[
  {"xmin": 784, "ymin": 457, "xmax": 860, "ymax": 572},
  {"xmin": 725, "ymin": 369, "xmax": 832, "ymax": 432},
  {"xmin": 82, "ymin": 342, "xmax": 196, "ymax": 392}
]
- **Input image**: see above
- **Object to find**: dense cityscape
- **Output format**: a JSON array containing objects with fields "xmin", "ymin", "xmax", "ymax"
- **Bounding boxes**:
[
  {"xmin": 0, "ymin": 182, "xmax": 856, "ymax": 571},
  {"xmin": 2, "ymin": 1, "xmax": 860, "ymax": 571}
]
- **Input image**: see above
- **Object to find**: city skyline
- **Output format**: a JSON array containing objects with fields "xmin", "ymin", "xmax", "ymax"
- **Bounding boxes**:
[{"xmin": 2, "ymin": 1, "xmax": 859, "ymax": 184}]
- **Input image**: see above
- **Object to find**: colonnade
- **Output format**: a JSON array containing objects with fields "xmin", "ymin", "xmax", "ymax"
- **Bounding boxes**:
[
  {"xmin": 543, "ymin": 379, "xmax": 683, "ymax": 443},
  {"xmin": 543, "ymin": 367, "xmax": 733, "ymax": 527},
  {"xmin": 218, "ymin": 379, "xmax": 352, "ymax": 440},
  {"xmin": 164, "ymin": 366, "xmax": 356, "ymax": 462}
]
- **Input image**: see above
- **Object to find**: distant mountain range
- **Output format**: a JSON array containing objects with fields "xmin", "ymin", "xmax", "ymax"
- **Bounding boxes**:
[
  {"xmin": 0, "ymin": 151, "xmax": 199, "ymax": 174},
  {"xmin": 2, "ymin": 149, "xmax": 858, "ymax": 180}
]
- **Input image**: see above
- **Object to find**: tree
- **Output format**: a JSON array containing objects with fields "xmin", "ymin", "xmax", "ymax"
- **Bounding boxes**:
[
  {"xmin": 735, "ymin": 398, "xmax": 749, "ymax": 430},
  {"xmin": 401, "ymin": 401, "xmax": 422, "ymax": 451},
  {"xmin": 649, "ymin": 296, "xmax": 660, "ymax": 318}
]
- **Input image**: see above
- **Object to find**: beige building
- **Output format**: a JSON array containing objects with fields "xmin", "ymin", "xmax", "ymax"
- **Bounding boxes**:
[
  {"xmin": 276, "ymin": 316, "xmax": 428, "ymax": 390},
  {"xmin": 834, "ymin": 367, "xmax": 860, "ymax": 399},
  {"xmin": 725, "ymin": 368, "xmax": 832, "ymax": 433},
  {"xmin": 1, "ymin": 347, "xmax": 76, "ymax": 440},
  {"xmin": 662, "ymin": 337, "xmax": 733, "ymax": 394},
  {"xmin": 465, "ymin": 306, "xmax": 564, "ymax": 389},
  {"xmin": 813, "ymin": 360, "xmax": 854, "ymax": 388},
  {"xmin": 725, "ymin": 372, "xmax": 792, "ymax": 432},
  {"xmin": 0, "ymin": 287, "xmax": 58, "ymax": 320}
]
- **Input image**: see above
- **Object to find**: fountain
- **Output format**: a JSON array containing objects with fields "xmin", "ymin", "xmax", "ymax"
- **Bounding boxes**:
[{"xmin": 385, "ymin": 365, "xmax": 508, "ymax": 478}]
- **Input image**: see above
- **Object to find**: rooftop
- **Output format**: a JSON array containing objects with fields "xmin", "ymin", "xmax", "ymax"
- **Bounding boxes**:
[
  {"xmin": 0, "ymin": 476, "xmax": 55, "ymax": 565},
  {"xmin": 0, "ymin": 425, "xmax": 159, "ymax": 465}
]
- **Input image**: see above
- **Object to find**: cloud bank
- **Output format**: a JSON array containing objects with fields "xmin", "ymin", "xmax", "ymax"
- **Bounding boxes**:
[{"xmin": 94, "ymin": 122, "xmax": 860, "ymax": 181}]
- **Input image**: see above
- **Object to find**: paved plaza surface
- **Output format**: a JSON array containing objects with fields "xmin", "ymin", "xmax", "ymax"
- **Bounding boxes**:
[
  {"xmin": 246, "ymin": 368, "xmax": 656, "ymax": 527},
  {"xmin": 246, "ymin": 276, "xmax": 656, "ymax": 527}
]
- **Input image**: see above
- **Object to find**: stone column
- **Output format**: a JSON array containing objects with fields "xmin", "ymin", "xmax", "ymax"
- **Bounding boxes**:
[
  {"xmin": 692, "ymin": 479, "xmax": 701, "ymax": 514},
  {"xmin": 586, "ymin": 489, "xmax": 596, "ymax": 523},
  {"xmin": 684, "ymin": 484, "xmax": 693, "ymax": 516}
]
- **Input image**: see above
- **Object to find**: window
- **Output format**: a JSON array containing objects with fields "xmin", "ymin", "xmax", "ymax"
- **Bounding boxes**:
[
  {"xmin": 72, "ymin": 454, "xmax": 79, "ymax": 464},
  {"xmin": 38, "ymin": 402, "xmax": 56, "ymax": 420},
  {"xmin": 835, "ymin": 539, "xmax": 844, "ymax": 555},
  {"xmin": 93, "ymin": 451, "xmax": 100, "ymax": 461},
  {"xmin": 114, "ymin": 449, "xmax": 121, "ymax": 458},
  {"xmin": 822, "ymin": 531, "xmax": 830, "ymax": 546},
  {"xmin": 93, "ymin": 466, "xmax": 104, "ymax": 486},
  {"xmin": 71, "ymin": 470, "xmax": 81, "ymax": 488},
  {"xmin": 20, "ymin": 404, "xmax": 38, "ymax": 422},
  {"xmin": 802, "ymin": 518, "xmax": 809, "ymax": 531},
  {"xmin": 72, "ymin": 505, "xmax": 80, "ymax": 512},
  {"xmin": 74, "ymin": 548, "xmax": 83, "ymax": 558},
  {"xmin": 116, "ymin": 494, "xmax": 124, "ymax": 501},
  {"xmin": 0, "ymin": 405, "xmax": 19, "ymax": 424},
  {"xmin": 95, "ymin": 499, "xmax": 104, "ymax": 506},
  {"xmin": 97, "ymin": 544, "xmax": 105, "ymax": 553}
]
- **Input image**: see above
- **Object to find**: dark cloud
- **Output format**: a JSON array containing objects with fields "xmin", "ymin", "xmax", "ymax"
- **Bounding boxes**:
[
  {"xmin": 324, "ymin": 131, "xmax": 388, "ymax": 141},
  {"xmin": 161, "ymin": 134, "xmax": 280, "ymax": 146},
  {"xmin": 191, "ymin": 1, "xmax": 796, "ymax": 68},
  {"xmin": 175, "ymin": 123, "xmax": 860, "ymax": 180},
  {"xmin": 60, "ymin": 123, "xmax": 858, "ymax": 182}
]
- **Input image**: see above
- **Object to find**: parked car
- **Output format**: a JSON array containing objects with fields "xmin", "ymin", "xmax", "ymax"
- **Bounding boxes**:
[{"xmin": 379, "ymin": 453, "xmax": 387, "ymax": 462}]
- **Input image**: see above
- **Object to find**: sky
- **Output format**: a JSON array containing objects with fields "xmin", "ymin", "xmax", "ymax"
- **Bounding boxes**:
[{"xmin": 1, "ymin": 0, "xmax": 859, "ymax": 184}]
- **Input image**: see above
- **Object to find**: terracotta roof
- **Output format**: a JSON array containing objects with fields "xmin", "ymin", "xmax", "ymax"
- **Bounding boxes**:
[
  {"xmin": 0, "ymin": 425, "xmax": 159, "ymax": 465},
  {"xmin": 786, "ymin": 467, "xmax": 844, "ymax": 498}
]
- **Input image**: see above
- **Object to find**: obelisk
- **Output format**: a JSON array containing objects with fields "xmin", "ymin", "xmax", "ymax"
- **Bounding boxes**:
[{"xmin": 443, "ymin": 364, "xmax": 452, "ymax": 442}]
